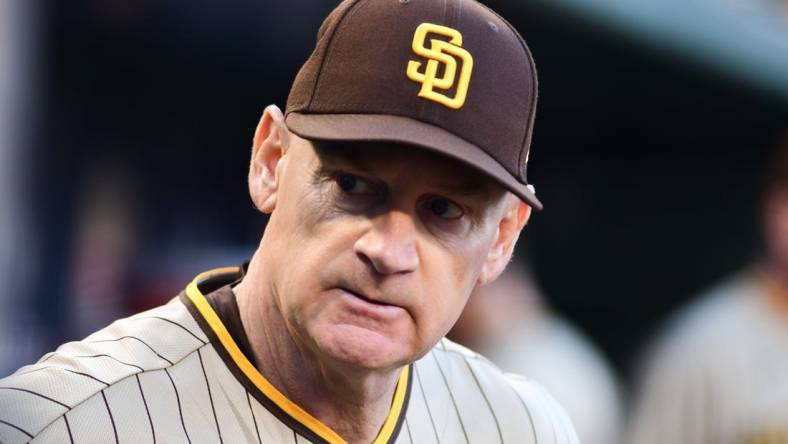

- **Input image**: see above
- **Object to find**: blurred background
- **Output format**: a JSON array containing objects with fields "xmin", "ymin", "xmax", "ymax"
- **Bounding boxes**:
[{"xmin": 2, "ymin": 0, "xmax": 788, "ymax": 442}]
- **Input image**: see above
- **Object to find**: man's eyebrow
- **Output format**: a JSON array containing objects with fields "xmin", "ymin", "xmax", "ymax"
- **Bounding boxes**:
[
  {"xmin": 312, "ymin": 141, "xmax": 498, "ymax": 199},
  {"xmin": 312, "ymin": 142, "xmax": 371, "ymax": 171},
  {"xmin": 433, "ymin": 179, "xmax": 495, "ymax": 199}
]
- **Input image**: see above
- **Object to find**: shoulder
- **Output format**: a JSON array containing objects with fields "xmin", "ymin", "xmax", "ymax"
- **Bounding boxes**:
[
  {"xmin": 646, "ymin": 271, "xmax": 762, "ymax": 367},
  {"xmin": 628, "ymin": 271, "xmax": 766, "ymax": 444},
  {"xmin": 408, "ymin": 338, "xmax": 579, "ymax": 444},
  {"xmin": 489, "ymin": 317, "xmax": 621, "ymax": 444},
  {"xmin": 0, "ymin": 297, "xmax": 209, "ymax": 443},
  {"xmin": 634, "ymin": 271, "xmax": 764, "ymax": 398}
]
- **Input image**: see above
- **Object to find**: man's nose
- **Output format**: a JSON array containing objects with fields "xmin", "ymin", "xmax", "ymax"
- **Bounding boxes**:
[{"xmin": 353, "ymin": 210, "xmax": 420, "ymax": 275}]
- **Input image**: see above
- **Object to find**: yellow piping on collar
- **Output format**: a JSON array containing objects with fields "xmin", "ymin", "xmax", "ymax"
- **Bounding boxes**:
[{"xmin": 185, "ymin": 267, "xmax": 409, "ymax": 444}]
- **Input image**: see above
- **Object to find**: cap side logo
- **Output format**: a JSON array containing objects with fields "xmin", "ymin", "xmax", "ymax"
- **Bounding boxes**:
[{"xmin": 406, "ymin": 23, "xmax": 474, "ymax": 109}]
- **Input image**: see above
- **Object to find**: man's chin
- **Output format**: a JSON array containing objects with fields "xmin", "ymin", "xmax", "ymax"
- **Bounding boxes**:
[{"xmin": 312, "ymin": 324, "xmax": 409, "ymax": 371}]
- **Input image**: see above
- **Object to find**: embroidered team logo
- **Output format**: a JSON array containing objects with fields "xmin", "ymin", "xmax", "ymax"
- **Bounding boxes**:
[{"xmin": 406, "ymin": 23, "xmax": 474, "ymax": 109}]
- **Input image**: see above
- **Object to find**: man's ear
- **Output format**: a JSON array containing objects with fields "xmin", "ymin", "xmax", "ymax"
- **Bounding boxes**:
[
  {"xmin": 249, "ymin": 105, "xmax": 289, "ymax": 213},
  {"xmin": 477, "ymin": 194, "xmax": 532, "ymax": 285}
]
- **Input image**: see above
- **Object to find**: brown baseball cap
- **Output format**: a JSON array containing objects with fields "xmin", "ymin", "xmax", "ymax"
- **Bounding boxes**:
[{"xmin": 285, "ymin": 0, "xmax": 542, "ymax": 210}]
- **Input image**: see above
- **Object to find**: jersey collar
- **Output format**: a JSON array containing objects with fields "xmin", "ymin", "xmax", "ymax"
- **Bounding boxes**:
[{"xmin": 182, "ymin": 267, "xmax": 412, "ymax": 444}]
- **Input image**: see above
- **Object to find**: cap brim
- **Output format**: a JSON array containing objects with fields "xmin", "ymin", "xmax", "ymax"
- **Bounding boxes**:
[{"xmin": 285, "ymin": 112, "xmax": 543, "ymax": 211}]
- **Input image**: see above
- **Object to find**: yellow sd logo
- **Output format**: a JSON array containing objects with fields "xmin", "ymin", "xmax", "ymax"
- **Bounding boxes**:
[{"xmin": 406, "ymin": 23, "xmax": 474, "ymax": 109}]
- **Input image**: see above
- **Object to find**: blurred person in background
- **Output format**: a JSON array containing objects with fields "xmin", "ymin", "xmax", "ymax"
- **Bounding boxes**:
[
  {"xmin": 449, "ymin": 260, "xmax": 623, "ymax": 444},
  {"xmin": 628, "ymin": 133, "xmax": 788, "ymax": 444}
]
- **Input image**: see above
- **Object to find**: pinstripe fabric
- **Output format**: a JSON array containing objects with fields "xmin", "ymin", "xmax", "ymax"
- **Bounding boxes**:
[
  {"xmin": 0, "ymin": 269, "xmax": 579, "ymax": 444},
  {"xmin": 29, "ymin": 416, "xmax": 70, "ymax": 444},
  {"xmin": 394, "ymin": 339, "xmax": 580, "ymax": 444}
]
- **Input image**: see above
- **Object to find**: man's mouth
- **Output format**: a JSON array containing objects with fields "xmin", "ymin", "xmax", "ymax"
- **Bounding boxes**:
[
  {"xmin": 340, "ymin": 287, "xmax": 394, "ymax": 306},
  {"xmin": 337, "ymin": 287, "xmax": 405, "ymax": 321}
]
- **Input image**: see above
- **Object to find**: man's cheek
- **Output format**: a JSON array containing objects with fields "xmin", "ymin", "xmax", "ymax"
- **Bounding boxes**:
[{"xmin": 416, "ymin": 302, "xmax": 447, "ymax": 337}]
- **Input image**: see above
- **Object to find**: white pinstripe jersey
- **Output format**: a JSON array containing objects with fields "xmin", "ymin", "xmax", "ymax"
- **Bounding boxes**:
[{"xmin": 0, "ymin": 267, "xmax": 579, "ymax": 444}]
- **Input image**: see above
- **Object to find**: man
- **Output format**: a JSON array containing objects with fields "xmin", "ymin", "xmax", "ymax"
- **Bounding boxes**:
[
  {"xmin": 0, "ymin": 0, "xmax": 580, "ymax": 443},
  {"xmin": 628, "ymin": 134, "xmax": 788, "ymax": 444},
  {"xmin": 449, "ymin": 262, "xmax": 622, "ymax": 444}
]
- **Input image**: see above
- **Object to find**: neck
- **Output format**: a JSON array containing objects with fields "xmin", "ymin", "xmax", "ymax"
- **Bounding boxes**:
[{"xmin": 234, "ymin": 249, "xmax": 401, "ymax": 444}]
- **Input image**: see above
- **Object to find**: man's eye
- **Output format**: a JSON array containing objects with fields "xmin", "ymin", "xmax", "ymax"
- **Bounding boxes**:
[
  {"xmin": 336, "ymin": 173, "xmax": 376, "ymax": 195},
  {"xmin": 427, "ymin": 197, "xmax": 464, "ymax": 220}
]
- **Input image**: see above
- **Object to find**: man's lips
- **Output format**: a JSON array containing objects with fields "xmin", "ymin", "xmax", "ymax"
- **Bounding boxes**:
[
  {"xmin": 341, "ymin": 287, "xmax": 394, "ymax": 306},
  {"xmin": 337, "ymin": 287, "xmax": 405, "ymax": 322}
]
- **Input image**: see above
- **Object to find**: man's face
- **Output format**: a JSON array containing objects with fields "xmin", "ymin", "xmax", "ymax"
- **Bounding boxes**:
[{"xmin": 262, "ymin": 135, "xmax": 510, "ymax": 371}]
